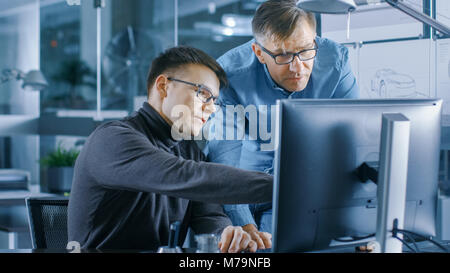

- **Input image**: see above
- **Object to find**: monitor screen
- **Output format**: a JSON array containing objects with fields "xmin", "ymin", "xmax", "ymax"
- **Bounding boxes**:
[{"xmin": 272, "ymin": 99, "xmax": 442, "ymax": 253}]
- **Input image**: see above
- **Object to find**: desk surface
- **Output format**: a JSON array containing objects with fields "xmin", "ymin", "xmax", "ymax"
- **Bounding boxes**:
[
  {"xmin": 0, "ymin": 187, "xmax": 61, "ymax": 232},
  {"xmin": 0, "ymin": 184, "xmax": 59, "ymax": 206},
  {"xmin": 0, "ymin": 191, "xmax": 58, "ymax": 205},
  {"xmin": 312, "ymin": 239, "xmax": 450, "ymax": 253},
  {"xmin": 0, "ymin": 248, "xmax": 197, "ymax": 254},
  {"xmin": 0, "ymin": 240, "xmax": 448, "ymax": 253}
]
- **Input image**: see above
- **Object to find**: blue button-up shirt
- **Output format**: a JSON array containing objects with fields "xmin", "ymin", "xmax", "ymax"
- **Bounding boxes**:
[{"xmin": 204, "ymin": 36, "xmax": 359, "ymax": 228}]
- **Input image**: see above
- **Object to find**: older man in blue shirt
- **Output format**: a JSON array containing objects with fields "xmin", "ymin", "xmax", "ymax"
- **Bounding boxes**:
[{"xmin": 204, "ymin": 0, "xmax": 359, "ymax": 250}]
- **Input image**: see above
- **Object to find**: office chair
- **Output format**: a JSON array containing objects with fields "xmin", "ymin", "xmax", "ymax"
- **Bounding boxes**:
[{"xmin": 25, "ymin": 197, "xmax": 69, "ymax": 249}]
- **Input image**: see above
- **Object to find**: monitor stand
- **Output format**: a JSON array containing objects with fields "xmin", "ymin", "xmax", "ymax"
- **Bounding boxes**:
[
  {"xmin": 377, "ymin": 113, "xmax": 411, "ymax": 253},
  {"xmin": 356, "ymin": 113, "xmax": 411, "ymax": 253}
]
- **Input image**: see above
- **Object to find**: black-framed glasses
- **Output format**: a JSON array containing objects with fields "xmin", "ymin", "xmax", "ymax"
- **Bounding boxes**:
[
  {"xmin": 256, "ymin": 41, "xmax": 318, "ymax": 65},
  {"xmin": 167, "ymin": 77, "xmax": 218, "ymax": 104}
]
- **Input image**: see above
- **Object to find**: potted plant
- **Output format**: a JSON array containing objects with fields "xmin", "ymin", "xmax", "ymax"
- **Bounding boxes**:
[{"xmin": 40, "ymin": 144, "xmax": 80, "ymax": 193}]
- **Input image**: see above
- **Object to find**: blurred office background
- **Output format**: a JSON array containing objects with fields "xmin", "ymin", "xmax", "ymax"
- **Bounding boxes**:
[
  {"xmin": 0, "ymin": 0, "xmax": 449, "ymax": 248},
  {"xmin": 0, "ymin": 0, "xmax": 261, "ymax": 191}
]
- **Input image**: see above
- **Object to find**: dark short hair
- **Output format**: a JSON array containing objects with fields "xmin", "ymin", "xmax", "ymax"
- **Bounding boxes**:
[
  {"xmin": 252, "ymin": 0, "xmax": 316, "ymax": 44},
  {"xmin": 146, "ymin": 46, "xmax": 228, "ymax": 97}
]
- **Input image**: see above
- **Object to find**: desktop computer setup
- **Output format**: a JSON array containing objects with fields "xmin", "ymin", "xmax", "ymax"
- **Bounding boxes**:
[{"xmin": 271, "ymin": 98, "xmax": 448, "ymax": 253}]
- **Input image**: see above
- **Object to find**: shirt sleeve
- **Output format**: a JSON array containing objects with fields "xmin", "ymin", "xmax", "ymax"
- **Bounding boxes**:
[
  {"xmin": 333, "ymin": 46, "xmax": 360, "ymax": 99},
  {"xmin": 203, "ymin": 84, "xmax": 258, "ymax": 228},
  {"xmin": 189, "ymin": 201, "xmax": 232, "ymax": 235},
  {"xmin": 203, "ymin": 85, "xmax": 243, "ymax": 168},
  {"xmin": 83, "ymin": 123, "xmax": 273, "ymax": 205},
  {"xmin": 222, "ymin": 204, "xmax": 256, "ymax": 227}
]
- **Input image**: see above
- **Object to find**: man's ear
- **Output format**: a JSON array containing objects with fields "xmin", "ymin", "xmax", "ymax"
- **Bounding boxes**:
[
  {"xmin": 154, "ymin": 74, "xmax": 168, "ymax": 98},
  {"xmin": 251, "ymin": 43, "xmax": 266, "ymax": 65}
]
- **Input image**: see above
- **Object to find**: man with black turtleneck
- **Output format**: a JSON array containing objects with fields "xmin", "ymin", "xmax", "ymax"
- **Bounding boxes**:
[{"xmin": 67, "ymin": 46, "xmax": 273, "ymax": 253}]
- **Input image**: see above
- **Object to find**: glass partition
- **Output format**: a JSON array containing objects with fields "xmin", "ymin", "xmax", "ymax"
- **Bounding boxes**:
[
  {"xmin": 39, "ymin": 0, "xmax": 257, "ymax": 114},
  {"xmin": 0, "ymin": 0, "xmax": 40, "ymax": 186},
  {"xmin": 0, "ymin": 0, "xmax": 40, "ymax": 115},
  {"xmin": 40, "ymin": 0, "xmax": 175, "ymax": 114}
]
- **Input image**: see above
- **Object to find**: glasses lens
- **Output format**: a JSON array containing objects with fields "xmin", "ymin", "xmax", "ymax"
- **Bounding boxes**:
[
  {"xmin": 197, "ymin": 87, "xmax": 213, "ymax": 103},
  {"xmin": 275, "ymin": 54, "xmax": 294, "ymax": 64},
  {"xmin": 300, "ymin": 49, "xmax": 317, "ymax": 60}
]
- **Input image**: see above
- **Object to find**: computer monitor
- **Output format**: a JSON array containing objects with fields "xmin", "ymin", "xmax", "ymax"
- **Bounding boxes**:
[{"xmin": 272, "ymin": 99, "xmax": 442, "ymax": 253}]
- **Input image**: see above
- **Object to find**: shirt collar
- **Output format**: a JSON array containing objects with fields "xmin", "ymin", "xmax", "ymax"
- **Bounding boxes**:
[{"xmin": 139, "ymin": 102, "xmax": 180, "ymax": 147}]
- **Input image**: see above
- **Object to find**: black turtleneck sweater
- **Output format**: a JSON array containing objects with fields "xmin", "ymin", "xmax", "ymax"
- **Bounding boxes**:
[{"xmin": 67, "ymin": 102, "xmax": 273, "ymax": 250}]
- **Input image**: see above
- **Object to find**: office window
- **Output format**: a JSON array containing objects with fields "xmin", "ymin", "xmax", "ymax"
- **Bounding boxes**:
[
  {"xmin": 102, "ymin": 0, "xmax": 174, "ymax": 112},
  {"xmin": 0, "ymin": 0, "xmax": 40, "ymax": 115},
  {"xmin": 40, "ymin": 0, "xmax": 174, "ymax": 114},
  {"xmin": 38, "ymin": 0, "xmax": 263, "ymax": 114},
  {"xmin": 0, "ymin": 0, "xmax": 40, "ymax": 186},
  {"xmin": 40, "ymin": 1, "xmax": 85, "ymax": 111}
]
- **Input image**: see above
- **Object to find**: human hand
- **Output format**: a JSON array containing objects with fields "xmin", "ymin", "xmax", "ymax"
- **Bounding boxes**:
[
  {"xmin": 218, "ymin": 226, "xmax": 257, "ymax": 253},
  {"xmin": 242, "ymin": 224, "xmax": 272, "ymax": 250}
]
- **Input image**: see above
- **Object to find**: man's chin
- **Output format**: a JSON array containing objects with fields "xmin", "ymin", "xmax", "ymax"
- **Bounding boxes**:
[
  {"xmin": 190, "ymin": 131, "xmax": 200, "ymax": 138},
  {"xmin": 281, "ymin": 80, "xmax": 307, "ymax": 92},
  {"xmin": 284, "ymin": 84, "xmax": 307, "ymax": 92},
  {"xmin": 190, "ymin": 121, "xmax": 205, "ymax": 137},
  {"xmin": 190, "ymin": 126, "xmax": 204, "ymax": 138}
]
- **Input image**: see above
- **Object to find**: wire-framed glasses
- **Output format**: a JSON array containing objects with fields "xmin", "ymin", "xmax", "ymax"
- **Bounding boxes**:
[{"xmin": 167, "ymin": 77, "xmax": 218, "ymax": 104}]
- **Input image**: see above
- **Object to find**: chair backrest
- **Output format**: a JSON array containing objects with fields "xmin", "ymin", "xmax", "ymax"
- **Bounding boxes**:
[{"xmin": 25, "ymin": 197, "xmax": 69, "ymax": 249}]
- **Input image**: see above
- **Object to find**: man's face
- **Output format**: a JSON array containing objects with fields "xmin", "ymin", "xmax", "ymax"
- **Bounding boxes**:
[
  {"xmin": 252, "ymin": 21, "xmax": 316, "ymax": 92},
  {"xmin": 161, "ymin": 64, "xmax": 219, "ymax": 137}
]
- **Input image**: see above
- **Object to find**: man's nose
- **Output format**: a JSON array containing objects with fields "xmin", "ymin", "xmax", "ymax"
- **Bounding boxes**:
[
  {"xmin": 289, "ymin": 55, "xmax": 305, "ymax": 73},
  {"xmin": 202, "ymin": 101, "xmax": 216, "ymax": 115}
]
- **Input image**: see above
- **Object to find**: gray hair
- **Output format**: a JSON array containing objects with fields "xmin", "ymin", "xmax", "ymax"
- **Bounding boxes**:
[{"xmin": 252, "ymin": 0, "xmax": 316, "ymax": 45}]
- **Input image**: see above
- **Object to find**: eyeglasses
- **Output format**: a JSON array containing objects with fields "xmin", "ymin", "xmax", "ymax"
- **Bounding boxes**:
[
  {"xmin": 167, "ymin": 77, "xmax": 218, "ymax": 104},
  {"xmin": 256, "ymin": 41, "xmax": 318, "ymax": 65}
]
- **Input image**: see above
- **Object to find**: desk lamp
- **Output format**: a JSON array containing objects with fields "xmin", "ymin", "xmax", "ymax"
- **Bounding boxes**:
[
  {"xmin": 1, "ymin": 69, "xmax": 48, "ymax": 91},
  {"xmin": 297, "ymin": 0, "xmax": 356, "ymax": 14},
  {"xmin": 297, "ymin": 0, "xmax": 356, "ymax": 39}
]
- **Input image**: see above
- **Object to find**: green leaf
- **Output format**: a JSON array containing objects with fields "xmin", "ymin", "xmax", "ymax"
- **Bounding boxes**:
[{"xmin": 40, "ymin": 144, "xmax": 80, "ymax": 167}]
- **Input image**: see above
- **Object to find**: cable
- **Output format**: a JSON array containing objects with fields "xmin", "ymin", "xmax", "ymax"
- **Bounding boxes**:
[
  {"xmin": 389, "ymin": 219, "xmax": 420, "ymax": 253},
  {"xmin": 392, "ymin": 231, "xmax": 420, "ymax": 253},
  {"xmin": 399, "ymin": 229, "xmax": 448, "ymax": 253},
  {"xmin": 393, "ymin": 228, "xmax": 449, "ymax": 253},
  {"xmin": 393, "ymin": 235, "xmax": 417, "ymax": 253},
  {"xmin": 399, "ymin": 232, "xmax": 420, "ymax": 253}
]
